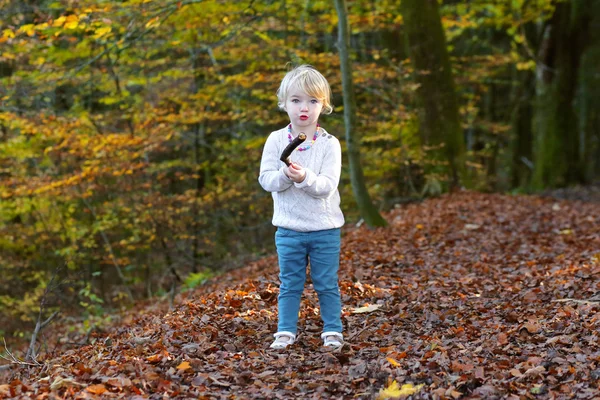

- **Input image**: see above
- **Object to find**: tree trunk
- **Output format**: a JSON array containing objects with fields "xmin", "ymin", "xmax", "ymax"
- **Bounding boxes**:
[
  {"xmin": 510, "ymin": 68, "xmax": 535, "ymax": 188},
  {"xmin": 400, "ymin": 0, "xmax": 465, "ymax": 188},
  {"xmin": 333, "ymin": 0, "xmax": 387, "ymax": 228},
  {"xmin": 533, "ymin": 0, "xmax": 592, "ymax": 188},
  {"xmin": 578, "ymin": 0, "xmax": 600, "ymax": 181},
  {"xmin": 509, "ymin": 18, "xmax": 541, "ymax": 189}
]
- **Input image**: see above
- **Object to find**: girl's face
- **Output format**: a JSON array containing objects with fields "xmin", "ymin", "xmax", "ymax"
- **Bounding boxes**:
[{"xmin": 285, "ymin": 85, "xmax": 323, "ymax": 130}]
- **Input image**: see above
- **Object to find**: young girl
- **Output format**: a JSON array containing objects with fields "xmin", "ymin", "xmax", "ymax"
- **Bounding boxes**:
[{"xmin": 258, "ymin": 65, "xmax": 345, "ymax": 349}]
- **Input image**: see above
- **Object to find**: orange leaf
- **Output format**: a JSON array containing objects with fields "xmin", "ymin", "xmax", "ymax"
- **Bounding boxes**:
[
  {"xmin": 146, "ymin": 354, "xmax": 162, "ymax": 363},
  {"xmin": 177, "ymin": 361, "xmax": 191, "ymax": 371},
  {"xmin": 523, "ymin": 322, "xmax": 540, "ymax": 334},
  {"xmin": 86, "ymin": 384, "xmax": 107, "ymax": 394},
  {"xmin": 497, "ymin": 332, "xmax": 508, "ymax": 345},
  {"xmin": 386, "ymin": 357, "xmax": 401, "ymax": 367}
]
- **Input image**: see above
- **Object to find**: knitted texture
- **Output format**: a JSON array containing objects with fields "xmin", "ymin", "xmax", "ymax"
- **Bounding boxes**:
[{"xmin": 259, "ymin": 126, "xmax": 345, "ymax": 232}]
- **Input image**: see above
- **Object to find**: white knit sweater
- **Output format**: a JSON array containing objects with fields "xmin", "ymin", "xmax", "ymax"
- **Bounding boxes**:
[{"xmin": 258, "ymin": 126, "xmax": 345, "ymax": 232}]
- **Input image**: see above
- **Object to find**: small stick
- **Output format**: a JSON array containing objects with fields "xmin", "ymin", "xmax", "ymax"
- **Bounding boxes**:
[
  {"xmin": 552, "ymin": 298, "xmax": 600, "ymax": 305},
  {"xmin": 1, "ymin": 338, "xmax": 39, "ymax": 367},
  {"xmin": 280, "ymin": 133, "xmax": 307, "ymax": 166}
]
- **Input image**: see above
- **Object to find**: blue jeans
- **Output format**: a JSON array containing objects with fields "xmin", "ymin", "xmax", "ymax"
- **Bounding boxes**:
[{"xmin": 275, "ymin": 227, "xmax": 342, "ymax": 334}]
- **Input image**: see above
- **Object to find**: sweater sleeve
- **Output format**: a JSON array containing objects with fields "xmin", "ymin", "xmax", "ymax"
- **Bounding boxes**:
[
  {"xmin": 258, "ymin": 132, "xmax": 294, "ymax": 193},
  {"xmin": 294, "ymin": 137, "xmax": 341, "ymax": 198}
]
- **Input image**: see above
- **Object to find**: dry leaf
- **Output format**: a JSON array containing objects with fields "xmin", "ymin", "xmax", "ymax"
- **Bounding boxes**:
[
  {"xmin": 475, "ymin": 366, "xmax": 485, "ymax": 379},
  {"xmin": 351, "ymin": 304, "xmax": 383, "ymax": 314},
  {"xmin": 86, "ymin": 384, "xmax": 107, "ymax": 394},
  {"xmin": 50, "ymin": 377, "xmax": 85, "ymax": 390},
  {"xmin": 522, "ymin": 366, "xmax": 546, "ymax": 378},
  {"xmin": 176, "ymin": 361, "xmax": 191, "ymax": 371},
  {"xmin": 105, "ymin": 376, "xmax": 132, "ymax": 388},
  {"xmin": 523, "ymin": 322, "xmax": 540, "ymax": 334},
  {"xmin": 497, "ymin": 332, "xmax": 508, "ymax": 345},
  {"xmin": 386, "ymin": 357, "xmax": 401, "ymax": 367},
  {"xmin": 146, "ymin": 354, "xmax": 162, "ymax": 363},
  {"xmin": 378, "ymin": 381, "xmax": 424, "ymax": 399},
  {"xmin": 510, "ymin": 368, "xmax": 522, "ymax": 377}
]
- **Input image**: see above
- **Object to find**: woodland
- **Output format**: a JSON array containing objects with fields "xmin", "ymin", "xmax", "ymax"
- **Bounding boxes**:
[{"xmin": 1, "ymin": 0, "xmax": 600, "ymax": 398}]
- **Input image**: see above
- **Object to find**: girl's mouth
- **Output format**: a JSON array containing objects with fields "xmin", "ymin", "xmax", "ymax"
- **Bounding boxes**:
[{"xmin": 299, "ymin": 116, "xmax": 308, "ymax": 121}]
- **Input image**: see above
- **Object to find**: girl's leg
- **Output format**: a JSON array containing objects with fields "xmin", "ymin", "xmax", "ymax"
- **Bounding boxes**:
[
  {"xmin": 308, "ymin": 228, "xmax": 342, "ymax": 333},
  {"xmin": 275, "ymin": 228, "xmax": 308, "ymax": 334}
]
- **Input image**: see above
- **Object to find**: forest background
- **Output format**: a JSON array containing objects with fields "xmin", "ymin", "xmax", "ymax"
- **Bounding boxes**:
[{"xmin": 0, "ymin": 0, "xmax": 599, "ymax": 352}]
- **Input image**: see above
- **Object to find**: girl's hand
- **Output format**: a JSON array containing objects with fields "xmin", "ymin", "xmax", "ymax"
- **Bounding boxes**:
[{"xmin": 287, "ymin": 162, "xmax": 306, "ymax": 183}]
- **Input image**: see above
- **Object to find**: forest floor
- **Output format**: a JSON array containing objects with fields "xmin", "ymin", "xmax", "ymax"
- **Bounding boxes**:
[{"xmin": 1, "ymin": 190, "xmax": 600, "ymax": 399}]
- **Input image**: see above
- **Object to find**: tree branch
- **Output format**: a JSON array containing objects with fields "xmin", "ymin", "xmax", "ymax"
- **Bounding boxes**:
[
  {"xmin": 25, "ymin": 311, "xmax": 59, "ymax": 362},
  {"xmin": 2, "ymin": 338, "xmax": 39, "ymax": 368}
]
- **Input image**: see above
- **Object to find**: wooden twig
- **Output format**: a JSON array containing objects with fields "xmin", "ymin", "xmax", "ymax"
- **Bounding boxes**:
[
  {"xmin": 2, "ymin": 338, "xmax": 39, "ymax": 368},
  {"xmin": 26, "ymin": 310, "xmax": 59, "ymax": 362},
  {"xmin": 24, "ymin": 266, "xmax": 64, "ymax": 362},
  {"xmin": 552, "ymin": 298, "xmax": 600, "ymax": 305}
]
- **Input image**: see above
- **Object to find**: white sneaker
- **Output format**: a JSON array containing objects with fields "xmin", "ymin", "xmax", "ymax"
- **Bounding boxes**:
[
  {"xmin": 270, "ymin": 332, "xmax": 296, "ymax": 349},
  {"xmin": 321, "ymin": 332, "xmax": 343, "ymax": 347}
]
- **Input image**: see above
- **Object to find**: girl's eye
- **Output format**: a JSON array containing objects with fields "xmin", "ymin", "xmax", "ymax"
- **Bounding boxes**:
[
  {"xmin": 291, "ymin": 99, "xmax": 299, "ymax": 103},
  {"xmin": 311, "ymin": 100, "xmax": 318, "ymax": 104}
]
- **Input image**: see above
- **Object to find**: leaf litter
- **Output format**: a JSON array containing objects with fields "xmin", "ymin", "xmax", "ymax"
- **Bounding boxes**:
[{"xmin": 1, "ymin": 191, "xmax": 600, "ymax": 399}]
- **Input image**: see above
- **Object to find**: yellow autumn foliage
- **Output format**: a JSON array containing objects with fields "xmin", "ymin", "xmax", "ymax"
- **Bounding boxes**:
[{"xmin": 378, "ymin": 381, "xmax": 424, "ymax": 399}]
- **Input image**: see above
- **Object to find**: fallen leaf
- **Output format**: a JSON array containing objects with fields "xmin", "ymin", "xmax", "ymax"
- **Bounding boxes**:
[
  {"xmin": 146, "ymin": 354, "xmax": 162, "ymax": 363},
  {"xmin": 105, "ymin": 376, "xmax": 132, "ymax": 388},
  {"xmin": 522, "ymin": 322, "xmax": 540, "ymax": 334},
  {"xmin": 510, "ymin": 368, "xmax": 523, "ymax": 377},
  {"xmin": 50, "ymin": 377, "xmax": 85, "ymax": 390},
  {"xmin": 349, "ymin": 361, "xmax": 368, "ymax": 379},
  {"xmin": 386, "ymin": 357, "xmax": 401, "ymax": 367},
  {"xmin": 209, "ymin": 375, "xmax": 231, "ymax": 387},
  {"xmin": 351, "ymin": 304, "xmax": 383, "ymax": 314},
  {"xmin": 497, "ymin": 332, "xmax": 508, "ymax": 345},
  {"xmin": 475, "ymin": 366, "xmax": 485, "ymax": 379},
  {"xmin": 378, "ymin": 381, "xmax": 424, "ymax": 399},
  {"xmin": 257, "ymin": 370, "xmax": 276, "ymax": 378},
  {"xmin": 86, "ymin": 384, "xmax": 107, "ymax": 394},
  {"xmin": 176, "ymin": 361, "xmax": 191, "ymax": 371},
  {"xmin": 523, "ymin": 291, "xmax": 538, "ymax": 302},
  {"xmin": 521, "ymin": 365, "xmax": 546, "ymax": 379}
]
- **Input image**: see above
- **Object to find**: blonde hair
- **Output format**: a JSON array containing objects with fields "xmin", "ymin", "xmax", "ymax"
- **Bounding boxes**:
[{"xmin": 276, "ymin": 64, "xmax": 333, "ymax": 114}]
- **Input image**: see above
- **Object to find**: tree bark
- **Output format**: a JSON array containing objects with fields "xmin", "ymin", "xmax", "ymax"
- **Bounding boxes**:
[
  {"xmin": 578, "ymin": 0, "xmax": 600, "ymax": 181},
  {"xmin": 510, "ymin": 68, "xmax": 535, "ymax": 188},
  {"xmin": 400, "ymin": 0, "xmax": 465, "ymax": 188},
  {"xmin": 533, "ymin": 0, "xmax": 592, "ymax": 188},
  {"xmin": 334, "ymin": 0, "xmax": 387, "ymax": 228}
]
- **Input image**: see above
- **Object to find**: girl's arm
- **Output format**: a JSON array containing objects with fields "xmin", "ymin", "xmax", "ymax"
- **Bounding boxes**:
[
  {"xmin": 294, "ymin": 139, "xmax": 341, "ymax": 198},
  {"xmin": 258, "ymin": 133, "xmax": 294, "ymax": 193}
]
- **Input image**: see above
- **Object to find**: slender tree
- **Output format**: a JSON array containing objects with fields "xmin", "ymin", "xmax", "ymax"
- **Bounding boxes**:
[
  {"xmin": 400, "ymin": 0, "xmax": 465, "ymax": 188},
  {"xmin": 533, "ymin": 0, "xmax": 593, "ymax": 188},
  {"xmin": 333, "ymin": 0, "xmax": 387, "ymax": 227},
  {"xmin": 581, "ymin": 0, "xmax": 600, "ymax": 180}
]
